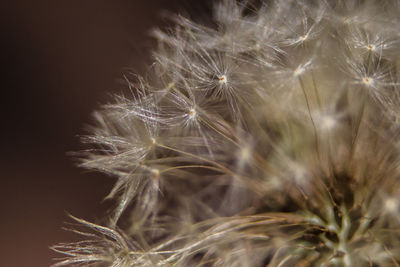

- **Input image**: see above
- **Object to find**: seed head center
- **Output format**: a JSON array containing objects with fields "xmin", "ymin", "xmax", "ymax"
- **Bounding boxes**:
[
  {"xmin": 300, "ymin": 34, "xmax": 308, "ymax": 41},
  {"xmin": 362, "ymin": 76, "xmax": 373, "ymax": 86},
  {"xmin": 189, "ymin": 108, "xmax": 197, "ymax": 118},
  {"xmin": 367, "ymin": 44, "xmax": 376, "ymax": 51},
  {"xmin": 294, "ymin": 67, "xmax": 305, "ymax": 76},
  {"xmin": 219, "ymin": 75, "xmax": 227, "ymax": 84}
]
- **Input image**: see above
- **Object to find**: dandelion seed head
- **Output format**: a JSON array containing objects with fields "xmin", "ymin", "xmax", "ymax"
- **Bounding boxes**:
[{"xmin": 56, "ymin": 1, "xmax": 400, "ymax": 266}]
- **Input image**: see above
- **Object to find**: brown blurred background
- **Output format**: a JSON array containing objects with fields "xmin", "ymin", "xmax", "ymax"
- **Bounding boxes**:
[{"xmin": 1, "ymin": 0, "xmax": 211, "ymax": 266}]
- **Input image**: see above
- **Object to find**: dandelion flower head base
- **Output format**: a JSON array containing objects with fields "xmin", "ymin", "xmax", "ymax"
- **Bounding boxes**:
[{"xmin": 53, "ymin": 1, "xmax": 400, "ymax": 266}]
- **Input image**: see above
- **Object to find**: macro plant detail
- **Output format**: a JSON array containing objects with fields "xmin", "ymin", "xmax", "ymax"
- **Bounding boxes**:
[{"xmin": 53, "ymin": 0, "xmax": 400, "ymax": 266}]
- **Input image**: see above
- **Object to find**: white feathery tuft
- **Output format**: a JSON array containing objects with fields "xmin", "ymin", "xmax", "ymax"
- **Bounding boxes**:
[{"xmin": 53, "ymin": 1, "xmax": 400, "ymax": 266}]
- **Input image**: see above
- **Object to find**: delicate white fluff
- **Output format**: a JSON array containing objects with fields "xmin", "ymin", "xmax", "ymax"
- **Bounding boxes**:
[{"xmin": 53, "ymin": 1, "xmax": 400, "ymax": 266}]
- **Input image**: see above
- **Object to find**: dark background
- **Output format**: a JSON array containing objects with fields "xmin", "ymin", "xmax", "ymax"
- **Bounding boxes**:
[{"xmin": 1, "ymin": 1, "xmax": 212, "ymax": 266}]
